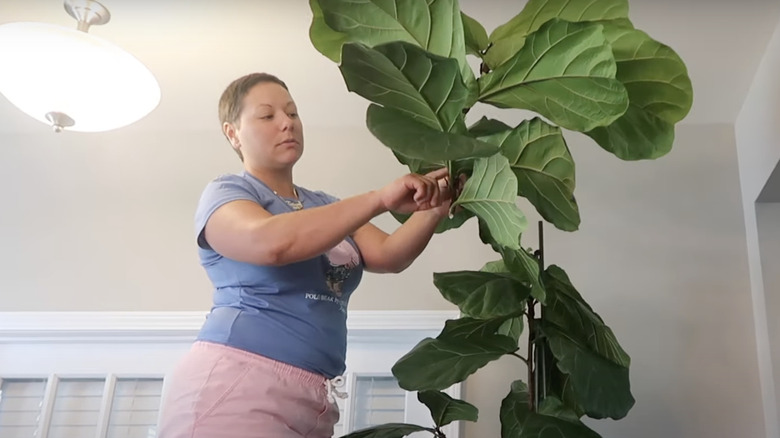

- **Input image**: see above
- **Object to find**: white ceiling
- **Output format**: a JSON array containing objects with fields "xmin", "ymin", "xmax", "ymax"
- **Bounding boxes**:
[{"xmin": 0, "ymin": 0, "xmax": 778, "ymax": 134}]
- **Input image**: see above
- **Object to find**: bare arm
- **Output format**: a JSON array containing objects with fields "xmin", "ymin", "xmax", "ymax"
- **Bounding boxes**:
[
  {"xmin": 352, "ymin": 168, "xmax": 454, "ymax": 273},
  {"xmin": 351, "ymin": 209, "xmax": 446, "ymax": 273},
  {"xmin": 203, "ymin": 173, "xmax": 443, "ymax": 266}
]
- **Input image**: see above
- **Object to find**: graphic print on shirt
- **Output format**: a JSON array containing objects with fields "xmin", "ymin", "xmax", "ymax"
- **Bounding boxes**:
[{"xmin": 324, "ymin": 240, "xmax": 360, "ymax": 297}]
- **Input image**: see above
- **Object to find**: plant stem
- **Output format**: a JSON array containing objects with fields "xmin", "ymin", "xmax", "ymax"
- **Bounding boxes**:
[
  {"xmin": 527, "ymin": 297, "xmax": 536, "ymax": 411},
  {"xmin": 511, "ymin": 353, "xmax": 529, "ymax": 364}
]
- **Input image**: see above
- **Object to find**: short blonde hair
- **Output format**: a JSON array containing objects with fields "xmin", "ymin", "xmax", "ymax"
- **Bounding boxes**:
[{"xmin": 218, "ymin": 73, "xmax": 289, "ymax": 161}]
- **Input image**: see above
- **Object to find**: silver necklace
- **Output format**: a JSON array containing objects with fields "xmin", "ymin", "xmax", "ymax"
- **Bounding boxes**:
[{"xmin": 273, "ymin": 187, "xmax": 303, "ymax": 211}]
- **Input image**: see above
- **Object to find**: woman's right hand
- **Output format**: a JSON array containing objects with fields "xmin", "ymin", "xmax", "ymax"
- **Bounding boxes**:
[{"xmin": 378, "ymin": 168, "xmax": 449, "ymax": 214}]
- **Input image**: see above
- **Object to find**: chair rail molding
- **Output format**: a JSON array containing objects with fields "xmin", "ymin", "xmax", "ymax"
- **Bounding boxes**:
[{"xmin": 0, "ymin": 310, "xmax": 460, "ymax": 344}]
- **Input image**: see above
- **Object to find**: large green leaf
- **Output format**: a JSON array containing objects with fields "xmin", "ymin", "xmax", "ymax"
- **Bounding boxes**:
[
  {"xmin": 391, "ymin": 151, "xmax": 443, "ymax": 175},
  {"xmin": 468, "ymin": 116, "xmax": 512, "ymax": 138},
  {"xmin": 586, "ymin": 23, "xmax": 694, "ymax": 160},
  {"xmin": 484, "ymin": 0, "xmax": 629, "ymax": 69},
  {"xmin": 538, "ymin": 396, "xmax": 583, "ymax": 424},
  {"xmin": 500, "ymin": 380, "xmax": 602, "ymax": 438},
  {"xmin": 484, "ymin": 118, "xmax": 580, "ymax": 231},
  {"xmin": 391, "ymin": 208, "xmax": 474, "ymax": 234},
  {"xmin": 433, "ymin": 271, "xmax": 531, "ymax": 318},
  {"xmin": 462, "ymin": 12, "xmax": 489, "ymax": 56},
  {"xmin": 478, "ymin": 19, "xmax": 628, "ymax": 132},
  {"xmin": 498, "ymin": 316, "xmax": 524, "ymax": 344},
  {"xmin": 367, "ymin": 105, "xmax": 499, "ymax": 161},
  {"xmin": 392, "ymin": 335, "xmax": 518, "ymax": 391},
  {"xmin": 546, "ymin": 361, "xmax": 586, "ymax": 418},
  {"xmin": 312, "ymin": 0, "xmax": 472, "ymax": 84},
  {"xmin": 439, "ymin": 316, "xmax": 509, "ymax": 339},
  {"xmin": 340, "ymin": 42, "xmax": 468, "ymax": 133},
  {"xmin": 308, "ymin": 0, "xmax": 349, "ymax": 63},
  {"xmin": 544, "ymin": 324, "xmax": 634, "ymax": 419},
  {"xmin": 418, "ymin": 391, "xmax": 479, "ymax": 427},
  {"xmin": 500, "ymin": 246, "xmax": 546, "ymax": 304},
  {"xmin": 453, "ymin": 154, "xmax": 527, "ymax": 249},
  {"xmin": 342, "ymin": 423, "xmax": 433, "ymax": 438},
  {"xmin": 543, "ymin": 265, "xmax": 630, "ymax": 367}
]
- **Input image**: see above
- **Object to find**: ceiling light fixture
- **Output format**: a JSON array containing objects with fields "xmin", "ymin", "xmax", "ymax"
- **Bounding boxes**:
[{"xmin": 0, "ymin": 0, "xmax": 161, "ymax": 132}]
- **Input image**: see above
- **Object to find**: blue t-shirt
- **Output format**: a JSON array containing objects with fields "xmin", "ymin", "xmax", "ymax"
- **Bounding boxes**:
[{"xmin": 194, "ymin": 171, "xmax": 363, "ymax": 378}]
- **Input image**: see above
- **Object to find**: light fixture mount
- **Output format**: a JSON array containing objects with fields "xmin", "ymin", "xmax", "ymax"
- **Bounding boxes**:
[
  {"xmin": 64, "ymin": 0, "xmax": 111, "ymax": 32},
  {"xmin": 46, "ymin": 111, "xmax": 75, "ymax": 133}
]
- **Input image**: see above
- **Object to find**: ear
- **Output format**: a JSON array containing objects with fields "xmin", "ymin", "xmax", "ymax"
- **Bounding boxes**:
[{"xmin": 223, "ymin": 121, "xmax": 241, "ymax": 152}]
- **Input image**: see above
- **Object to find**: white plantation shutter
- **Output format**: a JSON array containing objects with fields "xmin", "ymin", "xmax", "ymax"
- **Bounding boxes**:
[
  {"xmin": 106, "ymin": 378, "xmax": 163, "ymax": 438},
  {"xmin": 0, "ymin": 378, "xmax": 47, "ymax": 438},
  {"xmin": 0, "ymin": 311, "xmax": 462, "ymax": 438},
  {"xmin": 351, "ymin": 376, "xmax": 406, "ymax": 431},
  {"xmin": 47, "ymin": 378, "xmax": 105, "ymax": 438}
]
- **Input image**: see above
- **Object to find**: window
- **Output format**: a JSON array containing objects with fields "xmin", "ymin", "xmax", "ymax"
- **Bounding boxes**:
[
  {"xmin": 106, "ymin": 378, "xmax": 163, "ymax": 438},
  {"xmin": 0, "ymin": 378, "xmax": 47, "ymax": 438},
  {"xmin": 351, "ymin": 376, "xmax": 405, "ymax": 430},
  {"xmin": 0, "ymin": 375, "xmax": 163, "ymax": 438},
  {"xmin": 48, "ymin": 378, "xmax": 105, "ymax": 438}
]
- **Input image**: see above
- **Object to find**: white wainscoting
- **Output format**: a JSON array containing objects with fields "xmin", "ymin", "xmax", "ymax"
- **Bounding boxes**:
[{"xmin": 0, "ymin": 310, "xmax": 462, "ymax": 438}]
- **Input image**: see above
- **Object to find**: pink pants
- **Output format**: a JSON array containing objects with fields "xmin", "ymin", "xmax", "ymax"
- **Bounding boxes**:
[{"xmin": 157, "ymin": 341, "xmax": 340, "ymax": 438}]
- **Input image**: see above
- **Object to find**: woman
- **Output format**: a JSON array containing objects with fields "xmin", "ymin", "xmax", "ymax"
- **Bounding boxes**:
[{"xmin": 156, "ymin": 73, "xmax": 455, "ymax": 438}]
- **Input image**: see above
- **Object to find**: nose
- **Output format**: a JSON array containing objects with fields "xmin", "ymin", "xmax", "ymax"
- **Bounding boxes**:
[{"xmin": 279, "ymin": 112, "xmax": 294, "ymax": 131}]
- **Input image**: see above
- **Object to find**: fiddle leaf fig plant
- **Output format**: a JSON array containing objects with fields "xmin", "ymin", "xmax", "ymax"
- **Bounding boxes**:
[{"xmin": 309, "ymin": 0, "xmax": 692, "ymax": 436}]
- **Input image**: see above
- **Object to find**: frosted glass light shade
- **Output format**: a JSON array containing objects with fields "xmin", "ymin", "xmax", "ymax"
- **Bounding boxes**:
[{"xmin": 0, "ymin": 22, "xmax": 161, "ymax": 132}]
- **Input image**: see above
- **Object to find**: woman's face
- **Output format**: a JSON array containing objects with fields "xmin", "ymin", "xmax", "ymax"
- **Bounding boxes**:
[{"xmin": 226, "ymin": 82, "xmax": 304, "ymax": 170}]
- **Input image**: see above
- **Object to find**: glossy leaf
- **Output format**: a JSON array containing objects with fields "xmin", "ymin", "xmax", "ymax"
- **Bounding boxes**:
[
  {"xmin": 340, "ymin": 42, "xmax": 468, "ymax": 132},
  {"xmin": 538, "ymin": 396, "xmax": 583, "ymax": 424},
  {"xmin": 433, "ymin": 270, "xmax": 531, "ymax": 318},
  {"xmin": 543, "ymin": 265, "xmax": 630, "ymax": 367},
  {"xmin": 367, "ymin": 105, "xmax": 499, "ymax": 161},
  {"xmin": 479, "ymin": 19, "xmax": 628, "ymax": 132},
  {"xmin": 544, "ymin": 324, "xmax": 635, "ymax": 419},
  {"xmin": 500, "ymin": 246, "xmax": 546, "ymax": 304},
  {"xmin": 312, "ymin": 0, "xmax": 472, "ymax": 84},
  {"xmin": 546, "ymin": 366, "xmax": 586, "ymax": 419},
  {"xmin": 308, "ymin": 0, "xmax": 349, "ymax": 63},
  {"xmin": 418, "ymin": 390, "xmax": 479, "ymax": 427},
  {"xmin": 392, "ymin": 335, "xmax": 518, "ymax": 391},
  {"xmin": 484, "ymin": 118, "xmax": 580, "ymax": 231},
  {"xmin": 439, "ymin": 316, "xmax": 510, "ymax": 339},
  {"xmin": 484, "ymin": 0, "xmax": 628, "ymax": 69},
  {"xmin": 342, "ymin": 423, "xmax": 433, "ymax": 438},
  {"xmin": 498, "ymin": 317, "xmax": 524, "ymax": 344},
  {"xmin": 481, "ymin": 258, "xmax": 508, "ymax": 274},
  {"xmin": 500, "ymin": 380, "xmax": 602, "ymax": 438},
  {"xmin": 586, "ymin": 23, "xmax": 694, "ymax": 160},
  {"xmin": 391, "ymin": 208, "xmax": 474, "ymax": 234},
  {"xmin": 469, "ymin": 116, "xmax": 512, "ymax": 137},
  {"xmin": 462, "ymin": 12, "xmax": 489, "ymax": 56},
  {"xmin": 391, "ymin": 151, "xmax": 443, "ymax": 175},
  {"xmin": 452, "ymin": 154, "xmax": 527, "ymax": 249}
]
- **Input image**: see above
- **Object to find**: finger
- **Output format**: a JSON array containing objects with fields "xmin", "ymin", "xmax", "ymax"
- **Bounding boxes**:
[
  {"xmin": 411, "ymin": 176, "xmax": 429, "ymax": 203},
  {"xmin": 429, "ymin": 181, "xmax": 441, "ymax": 207},
  {"xmin": 425, "ymin": 167, "xmax": 450, "ymax": 180}
]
